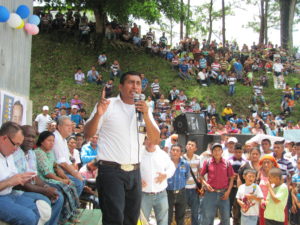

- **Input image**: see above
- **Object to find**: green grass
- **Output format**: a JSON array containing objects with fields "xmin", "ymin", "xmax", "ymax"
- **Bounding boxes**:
[{"xmin": 30, "ymin": 34, "xmax": 300, "ymax": 122}]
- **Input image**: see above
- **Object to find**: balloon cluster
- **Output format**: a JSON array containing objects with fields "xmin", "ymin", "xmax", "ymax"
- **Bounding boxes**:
[{"xmin": 0, "ymin": 5, "xmax": 40, "ymax": 35}]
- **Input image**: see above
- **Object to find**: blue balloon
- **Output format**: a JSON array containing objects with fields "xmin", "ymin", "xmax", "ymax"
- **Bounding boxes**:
[
  {"xmin": 28, "ymin": 15, "xmax": 40, "ymax": 25},
  {"xmin": 16, "ymin": 5, "xmax": 30, "ymax": 19},
  {"xmin": 0, "ymin": 5, "xmax": 10, "ymax": 22}
]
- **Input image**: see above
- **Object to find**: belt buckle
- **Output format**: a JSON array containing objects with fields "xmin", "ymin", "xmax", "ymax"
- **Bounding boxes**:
[{"xmin": 120, "ymin": 164, "xmax": 134, "ymax": 172}]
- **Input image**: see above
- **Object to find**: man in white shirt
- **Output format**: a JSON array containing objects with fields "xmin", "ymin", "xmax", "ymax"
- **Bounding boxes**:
[
  {"xmin": 84, "ymin": 71, "xmax": 160, "ymax": 225},
  {"xmin": 140, "ymin": 138, "xmax": 175, "ymax": 225},
  {"xmin": 53, "ymin": 116, "xmax": 84, "ymax": 196},
  {"xmin": 0, "ymin": 122, "xmax": 51, "ymax": 225},
  {"xmin": 34, "ymin": 105, "xmax": 51, "ymax": 134}
]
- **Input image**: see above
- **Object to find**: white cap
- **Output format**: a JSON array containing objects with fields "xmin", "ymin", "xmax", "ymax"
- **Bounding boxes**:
[
  {"xmin": 42, "ymin": 106, "xmax": 49, "ymax": 111},
  {"xmin": 228, "ymin": 137, "xmax": 238, "ymax": 143},
  {"xmin": 71, "ymin": 105, "xmax": 78, "ymax": 109},
  {"xmin": 227, "ymin": 103, "xmax": 231, "ymax": 107}
]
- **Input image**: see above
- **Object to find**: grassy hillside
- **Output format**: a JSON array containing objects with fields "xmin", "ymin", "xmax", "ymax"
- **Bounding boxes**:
[{"xmin": 31, "ymin": 34, "xmax": 300, "ymax": 122}]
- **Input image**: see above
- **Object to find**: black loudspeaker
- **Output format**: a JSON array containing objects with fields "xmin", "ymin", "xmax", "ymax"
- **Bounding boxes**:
[{"xmin": 173, "ymin": 112, "xmax": 207, "ymax": 135}]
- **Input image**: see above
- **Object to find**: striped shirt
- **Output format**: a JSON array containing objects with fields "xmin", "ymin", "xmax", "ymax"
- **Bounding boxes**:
[
  {"xmin": 228, "ymin": 77, "xmax": 237, "ymax": 86},
  {"xmin": 183, "ymin": 153, "xmax": 201, "ymax": 189},
  {"xmin": 151, "ymin": 82, "xmax": 160, "ymax": 93},
  {"xmin": 167, "ymin": 158, "xmax": 190, "ymax": 191},
  {"xmin": 274, "ymin": 153, "xmax": 295, "ymax": 181}
]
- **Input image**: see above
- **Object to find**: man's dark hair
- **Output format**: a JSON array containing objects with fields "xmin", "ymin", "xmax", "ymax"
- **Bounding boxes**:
[
  {"xmin": 295, "ymin": 142, "xmax": 300, "ymax": 147},
  {"xmin": 262, "ymin": 138, "xmax": 271, "ymax": 145},
  {"xmin": 79, "ymin": 108, "xmax": 86, "ymax": 113},
  {"xmin": 119, "ymin": 71, "xmax": 141, "ymax": 84},
  {"xmin": 171, "ymin": 144, "xmax": 184, "ymax": 152},
  {"xmin": 187, "ymin": 139, "xmax": 198, "ymax": 148},
  {"xmin": 274, "ymin": 140, "xmax": 285, "ymax": 146},
  {"xmin": 75, "ymin": 133, "xmax": 83, "ymax": 138},
  {"xmin": 0, "ymin": 121, "xmax": 22, "ymax": 137},
  {"xmin": 234, "ymin": 143, "xmax": 243, "ymax": 151}
]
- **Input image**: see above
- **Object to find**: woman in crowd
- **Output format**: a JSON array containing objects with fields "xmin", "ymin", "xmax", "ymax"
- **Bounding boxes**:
[
  {"xmin": 35, "ymin": 131, "xmax": 80, "ymax": 224},
  {"xmin": 238, "ymin": 147, "xmax": 261, "ymax": 185},
  {"xmin": 257, "ymin": 155, "xmax": 279, "ymax": 225}
]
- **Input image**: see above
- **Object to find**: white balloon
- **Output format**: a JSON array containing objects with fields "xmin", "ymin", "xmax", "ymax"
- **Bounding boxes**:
[{"xmin": 7, "ymin": 13, "xmax": 22, "ymax": 28}]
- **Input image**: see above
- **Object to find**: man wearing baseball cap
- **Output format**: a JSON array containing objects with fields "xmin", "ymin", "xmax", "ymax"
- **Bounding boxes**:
[
  {"xmin": 200, "ymin": 143, "xmax": 235, "ymax": 225},
  {"xmin": 34, "ymin": 106, "xmax": 51, "ymax": 134},
  {"xmin": 223, "ymin": 137, "xmax": 238, "ymax": 160}
]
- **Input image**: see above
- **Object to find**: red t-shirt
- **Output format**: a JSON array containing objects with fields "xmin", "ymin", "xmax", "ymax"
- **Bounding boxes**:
[{"xmin": 201, "ymin": 158, "xmax": 234, "ymax": 189}]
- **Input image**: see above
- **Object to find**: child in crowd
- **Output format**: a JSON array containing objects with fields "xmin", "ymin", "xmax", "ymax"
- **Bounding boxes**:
[
  {"xmin": 229, "ymin": 143, "xmax": 247, "ymax": 225},
  {"xmin": 236, "ymin": 169, "xmax": 263, "ymax": 225},
  {"xmin": 263, "ymin": 168, "xmax": 289, "ymax": 225}
]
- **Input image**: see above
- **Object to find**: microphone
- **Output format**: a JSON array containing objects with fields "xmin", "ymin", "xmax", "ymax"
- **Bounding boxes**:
[{"xmin": 133, "ymin": 93, "xmax": 145, "ymax": 122}]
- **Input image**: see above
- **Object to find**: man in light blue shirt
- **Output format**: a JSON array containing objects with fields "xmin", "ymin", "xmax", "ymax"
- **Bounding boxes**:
[{"xmin": 81, "ymin": 134, "xmax": 98, "ymax": 164}]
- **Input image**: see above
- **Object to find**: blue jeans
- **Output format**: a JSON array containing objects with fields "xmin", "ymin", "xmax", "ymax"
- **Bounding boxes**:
[
  {"xmin": 43, "ymin": 184, "xmax": 64, "ymax": 225},
  {"xmin": 198, "ymin": 196, "xmax": 204, "ymax": 225},
  {"xmin": 202, "ymin": 191, "xmax": 230, "ymax": 225},
  {"xmin": 0, "ymin": 191, "xmax": 40, "ymax": 225},
  {"xmin": 229, "ymin": 85, "xmax": 235, "ymax": 96},
  {"xmin": 67, "ymin": 174, "xmax": 85, "ymax": 196},
  {"xmin": 141, "ymin": 190, "xmax": 168, "ymax": 225},
  {"xmin": 241, "ymin": 214, "xmax": 258, "ymax": 225},
  {"xmin": 185, "ymin": 189, "xmax": 199, "ymax": 225},
  {"xmin": 23, "ymin": 191, "xmax": 63, "ymax": 225}
]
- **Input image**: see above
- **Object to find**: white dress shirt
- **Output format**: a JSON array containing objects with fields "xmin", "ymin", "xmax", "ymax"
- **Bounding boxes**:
[
  {"xmin": 87, "ymin": 95, "xmax": 159, "ymax": 164},
  {"xmin": 0, "ymin": 153, "xmax": 18, "ymax": 195},
  {"xmin": 53, "ymin": 130, "xmax": 72, "ymax": 165},
  {"xmin": 140, "ymin": 146, "xmax": 175, "ymax": 193}
]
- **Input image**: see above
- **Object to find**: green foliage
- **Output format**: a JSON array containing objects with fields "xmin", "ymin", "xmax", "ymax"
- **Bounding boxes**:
[
  {"xmin": 189, "ymin": 1, "xmax": 234, "ymax": 38},
  {"xmin": 39, "ymin": 0, "xmax": 181, "ymax": 25},
  {"xmin": 31, "ymin": 34, "xmax": 300, "ymax": 122}
]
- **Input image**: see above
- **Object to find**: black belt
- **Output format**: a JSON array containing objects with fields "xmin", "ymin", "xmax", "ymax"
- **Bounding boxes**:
[
  {"xmin": 98, "ymin": 160, "xmax": 140, "ymax": 172},
  {"xmin": 143, "ymin": 190, "xmax": 165, "ymax": 195}
]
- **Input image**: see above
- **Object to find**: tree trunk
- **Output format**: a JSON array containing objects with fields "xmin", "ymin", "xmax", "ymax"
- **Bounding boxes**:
[
  {"xmin": 186, "ymin": 0, "xmax": 190, "ymax": 38},
  {"xmin": 259, "ymin": 0, "xmax": 265, "ymax": 45},
  {"xmin": 222, "ymin": 0, "xmax": 226, "ymax": 47},
  {"xmin": 207, "ymin": 0, "xmax": 213, "ymax": 44},
  {"xmin": 94, "ymin": 7, "xmax": 105, "ymax": 35},
  {"xmin": 170, "ymin": 18, "xmax": 173, "ymax": 46},
  {"xmin": 264, "ymin": 0, "xmax": 269, "ymax": 45},
  {"xmin": 288, "ymin": 0, "xmax": 296, "ymax": 52},
  {"xmin": 180, "ymin": 0, "xmax": 184, "ymax": 39},
  {"xmin": 279, "ymin": 0, "xmax": 296, "ymax": 51}
]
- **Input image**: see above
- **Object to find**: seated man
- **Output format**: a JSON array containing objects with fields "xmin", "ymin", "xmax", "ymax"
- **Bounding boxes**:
[
  {"xmin": 178, "ymin": 60, "xmax": 191, "ymax": 80},
  {"xmin": 55, "ymin": 96, "xmax": 71, "ymax": 110},
  {"xmin": 81, "ymin": 135, "xmax": 98, "ymax": 165},
  {"xmin": 87, "ymin": 65, "xmax": 99, "ymax": 83},
  {"xmin": 13, "ymin": 125, "xmax": 64, "ymax": 225},
  {"xmin": 53, "ymin": 116, "xmax": 84, "ymax": 196},
  {"xmin": 0, "ymin": 122, "xmax": 51, "ymax": 225}
]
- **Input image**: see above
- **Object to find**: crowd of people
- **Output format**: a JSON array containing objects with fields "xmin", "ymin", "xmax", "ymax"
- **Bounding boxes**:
[
  {"xmin": 1, "ymin": 8, "xmax": 300, "ymax": 225},
  {"xmin": 0, "ymin": 71, "xmax": 300, "ymax": 225}
]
